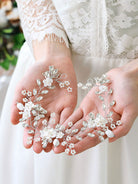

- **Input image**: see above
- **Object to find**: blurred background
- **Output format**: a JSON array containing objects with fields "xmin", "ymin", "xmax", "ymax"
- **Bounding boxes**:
[{"xmin": 0, "ymin": 0, "xmax": 24, "ymax": 118}]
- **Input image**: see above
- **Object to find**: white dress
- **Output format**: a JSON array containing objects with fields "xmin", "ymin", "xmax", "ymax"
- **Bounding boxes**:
[{"xmin": 0, "ymin": 0, "xmax": 138, "ymax": 184}]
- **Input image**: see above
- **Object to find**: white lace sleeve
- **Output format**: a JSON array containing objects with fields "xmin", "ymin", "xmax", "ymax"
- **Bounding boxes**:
[{"xmin": 16, "ymin": 0, "xmax": 69, "ymax": 49}]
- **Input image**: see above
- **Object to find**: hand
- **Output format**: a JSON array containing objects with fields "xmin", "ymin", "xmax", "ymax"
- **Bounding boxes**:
[
  {"xmin": 54, "ymin": 59, "xmax": 138, "ymax": 155},
  {"xmin": 11, "ymin": 56, "xmax": 77, "ymax": 154}
]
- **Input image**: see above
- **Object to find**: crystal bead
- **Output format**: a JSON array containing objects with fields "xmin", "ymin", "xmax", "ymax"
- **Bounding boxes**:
[
  {"xmin": 36, "ymin": 96, "xmax": 43, "ymax": 102},
  {"xmin": 100, "ymin": 132, "xmax": 105, "ymax": 136},
  {"xmin": 61, "ymin": 141, "xmax": 67, "ymax": 146},
  {"xmin": 107, "ymin": 111, "xmax": 113, "ymax": 118},
  {"xmin": 108, "ymin": 88, "xmax": 113, "ymax": 94},
  {"xmin": 27, "ymin": 91, "xmax": 32, "ymax": 97},
  {"xmin": 32, "ymin": 110, "xmax": 37, "ymax": 116},
  {"xmin": 77, "ymin": 82, "xmax": 83, "ymax": 88},
  {"xmin": 116, "ymin": 120, "xmax": 122, "ymax": 126},
  {"xmin": 72, "ymin": 129, "xmax": 79, "ymax": 134},
  {"xmin": 23, "ymin": 98, "xmax": 28, "ymax": 102},
  {"xmin": 17, "ymin": 103, "xmax": 24, "ymax": 111},
  {"xmin": 87, "ymin": 133, "xmax": 95, "ymax": 137},
  {"xmin": 110, "ymin": 100, "xmax": 116, "ymax": 106},
  {"xmin": 65, "ymin": 148, "xmax": 70, "ymax": 154},
  {"xmin": 82, "ymin": 86, "xmax": 88, "ymax": 90},
  {"xmin": 102, "ymin": 103, "xmax": 106, "ymax": 110},
  {"xmin": 41, "ymin": 90, "xmax": 49, "ymax": 94},
  {"xmin": 26, "ymin": 140, "xmax": 32, "ymax": 145},
  {"xmin": 48, "ymin": 138, "xmax": 52, "ymax": 143},
  {"xmin": 56, "ymin": 132, "xmax": 64, "ymax": 139},
  {"xmin": 33, "ymin": 121, "xmax": 38, "ymax": 127},
  {"xmin": 69, "ymin": 143, "xmax": 75, "ymax": 149},
  {"xmin": 64, "ymin": 81, "xmax": 70, "ymax": 86},
  {"xmin": 110, "ymin": 124, "xmax": 116, "ymax": 129},
  {"xmin": 76, "ymin": 135, "xmax": 82, "ymax": 141},
  {"xmin": 34, "ymin": 138, "xmax": 40, "ymax": 142},
  {"xmin": 99, "ymin": 136, "xmax": 104, "ymax": 142},
  {"xmin": 65, "ymin": 129, "xmax": 71, "ymax": 134},
  {"xmin": 105, "ymin": 130, "xmax": 114, "ymax": 138},
  {"xmin": 89, "ymin": 112, "xmax": 95, "ymax": 119},
  {"xmin": 68, "ymin": 121, "xmax": 73, "ymax": 127},
  {"xmin": 42, "ymin": 142, "xmax": 48, "ymax": 148},
  {"xmin": 28, "ymin": 130, "xmax": 35, "ymax": 135},
  {"xmin": 59, "ymin": 82, "xmax": 65, "ymax": 88},
  {"xmin": 59, "ymin": 125, "xmax": 65, "ymax": 131},
  {"xmin": 82, "ymin": 121, "xmax": 88, "ymax": 127},
  {"xmin": 98, "ymin": 96, "xmax": 104, "ymax": 101},
  {"xmin": 71, "ymin": 149, "xmax": 76, "ymax": 155},
  {"xmin": 81, "ymin": 127, "xmax": 86, "ymax": 131},
  {"xmin": 34, "ymin": 116, "xmax": 41, "ymax": 121},
  {"xmin": 53, "ymin": 139, "xmax": 60, "ymax": 147},
  {"xmin": 66, "ymin": 136, "xmax": 71, "ymax": 141},
  {"xmin": 42, "ymin": 119, "xmax": 47, "ymax": 126},
  {"xmin": 33, "ymin": 89, "xmax": 37, "ymax": 96},
  {"xmin": 22, "ymin": 122, "xmax": 29, "ymax": 128},
  {"xmin": 50, "ymin": 112, "xmax": 56, "ymax": 118},
  {"xmin": 49, "ymin": 65, "xmax": 54, "ymax": 71},
  {"xmin": 37, "ymin": 79, "xmax": 41, "ymax": 86},
  {"xmin": 67, "ymin": 87, "xmax": 72, "ymax": 92},
  {"xmin": 21, "ymin": 90, "xmax": 26, "ymax": 96},
  {"xmin": 86, "ymin": 82, "xmax": 92, "ymax": 87}
]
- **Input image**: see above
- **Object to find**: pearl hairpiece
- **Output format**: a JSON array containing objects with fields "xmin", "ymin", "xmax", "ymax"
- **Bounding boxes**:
[{"xmin": 17, "ymin": 66, "xmax": 122, "ymax": 155}]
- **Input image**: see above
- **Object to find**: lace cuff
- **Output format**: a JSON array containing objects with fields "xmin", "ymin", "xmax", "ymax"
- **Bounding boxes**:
[{"xmin": 16, "ymin": 0, "xmax": 69, "ymax": 49}]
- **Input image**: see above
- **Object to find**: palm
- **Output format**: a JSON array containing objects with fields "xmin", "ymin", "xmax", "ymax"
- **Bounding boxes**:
[
  {"xmin": 54, "ymin": 67, "xmax": 138, "ymax": 155},
  {"xmin": 11, "ymin": 57, "xmax": 77, "ymax": 153}
]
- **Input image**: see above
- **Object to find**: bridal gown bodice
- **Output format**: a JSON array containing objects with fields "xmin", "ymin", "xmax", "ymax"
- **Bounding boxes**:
[{"xmin": 16, "ymin": 0, "xmax": 138, "ymax": 60}]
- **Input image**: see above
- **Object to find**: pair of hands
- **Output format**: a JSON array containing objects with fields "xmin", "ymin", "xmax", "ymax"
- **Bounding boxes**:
[{"xmin": 11, "ymin": 56, "xmax": 138, "ymax": 155}]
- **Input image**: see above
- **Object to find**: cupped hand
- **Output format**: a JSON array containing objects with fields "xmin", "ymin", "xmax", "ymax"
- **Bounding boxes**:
[
  {"xmin": 11, "ymin": 56, "xmax": 77, "ymax": 153},
  {"xmin": 54, "ymin": 59, "xmax": 138, "ymax": 155}
]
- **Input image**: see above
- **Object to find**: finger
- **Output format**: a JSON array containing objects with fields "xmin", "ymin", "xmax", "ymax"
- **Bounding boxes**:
[
  {"xmin": 44, "ymin": 113, "xmax": 60, "ymax": 153},
  {"xmin": 48, "ymin": 112, "xmax": 60, "ymax": 128},
  {"xmin": 53, "ymin": 108, "xmax": 83, "ymax": 154},
  {"xmin": 109, "ymin": 107, "xmax": 137, "ymax": 143},
  {"xmin": 23, "ymin": 119, "xmax": 35, "ymax": 149},
  {"xmin": 70, "ymin": 134, "xmax": 100, "ymax": 155},
  {"xmin": 53, "ymin": 118, "xmax": 86, "ymax": 154},
  {"xmin": 57, "ymin": 109, "xmax": 120, "ymax": 154},
  {"xmin": 54, "ymin": 110, "xmax": 97, "ymax": 154},
  {"xmin": 62, "ymin": 108, "xmax": 83, "ymax": 129},
  {"xmin": 59, "ymin": 107, "xmax": 74, "ymax": 124},
  {"xmin": 33, "ymin": 117, "xmax": 49, "ymax": 153},
  {"xmin": 11, "ymin": 85, "xmax": 26, "ymax": 125}
]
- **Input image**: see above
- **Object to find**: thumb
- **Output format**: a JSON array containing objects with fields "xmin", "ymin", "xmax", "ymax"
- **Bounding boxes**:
[
  {"xmin": 109, "ymin": 107, "xmax": 137, "ymax": 142},
  {"xmin": 11, "ymin": 85, "xmax": 26, "ymax": 125}
]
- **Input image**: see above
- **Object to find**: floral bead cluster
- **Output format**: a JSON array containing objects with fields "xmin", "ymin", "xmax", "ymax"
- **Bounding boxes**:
[
  {"xmin": 17, "ymin": 66, "xmax": 73, "ymax": 145},
  {"xmin": 17, "ymin": 67, "xmax": 122, "ymax": 155},
  {"xmin": 77, "ymin": 74, "xmax": 122, "ymax": 142}
]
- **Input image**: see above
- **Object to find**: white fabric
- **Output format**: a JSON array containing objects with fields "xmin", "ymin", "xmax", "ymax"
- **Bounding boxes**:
[
  {"xmin": 16, "ymin": 0, "xmax": 69, "ymax": 49},
  {"xmin": 52, "ymin": 0, "xmax": 138, "ymax": 58},
  {"xmin": 0, "ymin": 0, "xmax": 138, "ymax": 184}
]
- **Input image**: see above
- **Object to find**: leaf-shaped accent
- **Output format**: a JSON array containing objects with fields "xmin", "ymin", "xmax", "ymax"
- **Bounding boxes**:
[
  {"xmin": 33, "ymin": 89, "xmax": 37, "ymax": 95},
  {"xmin": 49, "ymin": 86, "xmax": 55, "ymax": 89},
  {"xmin": 23, "ymin": 98, "xmax": 28, "ymax": 103},
  {"xmin": 37, "ymin": 79, "xmax": 41, "ymax": 86},
  {"xmin": 36, "ymin": 96, "xmax": 43, "ymax": 102},
  {"xmin": 34, "ymin": 116, "xmax": 41, "ymax": 121},
  {"xmin": 41, "ymin": 90, "xmax": 49, "ymax": 94},
  {"xmin": 17, "ymin": 103, "xmax": 24, "ymax": 110}
]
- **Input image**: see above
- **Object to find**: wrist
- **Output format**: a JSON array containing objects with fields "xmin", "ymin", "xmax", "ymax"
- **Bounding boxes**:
[
  {"xmin": 121, "ymin": 59, "xmax": 138, "ymax": 85},
  {"xmin": 33, "ymin": 39, "xmax": 71, "ymax": 63}
]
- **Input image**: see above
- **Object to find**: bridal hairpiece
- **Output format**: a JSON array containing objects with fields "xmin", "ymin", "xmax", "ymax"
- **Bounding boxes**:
[{"xmin": 17, "ymin": 66, "xmax": 122, "ymax": 155}]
